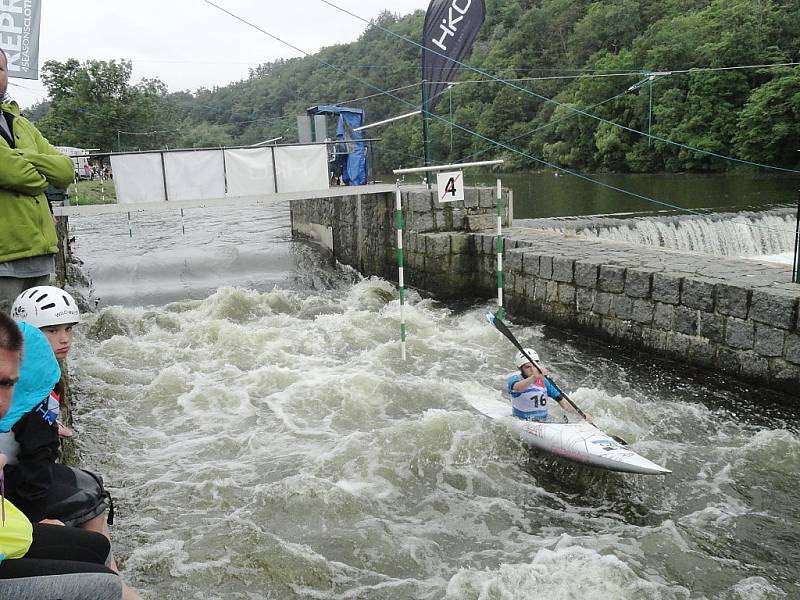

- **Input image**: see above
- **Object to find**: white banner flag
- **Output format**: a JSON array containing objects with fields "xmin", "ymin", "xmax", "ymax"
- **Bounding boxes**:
[{"xmin": 0, "ymin": 0, "xmax": 42, "ymax": 80}]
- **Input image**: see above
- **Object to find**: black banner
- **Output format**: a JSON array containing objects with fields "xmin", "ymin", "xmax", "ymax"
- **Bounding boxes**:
[{"xmin": 421, "ymin": 0, "xmax": 485, "ymax": 112}]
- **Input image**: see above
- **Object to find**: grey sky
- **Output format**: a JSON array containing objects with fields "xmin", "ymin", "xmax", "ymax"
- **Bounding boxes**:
[{"xmin": 6, "ymin": 1, "xmax": 430, "ymax": 108}]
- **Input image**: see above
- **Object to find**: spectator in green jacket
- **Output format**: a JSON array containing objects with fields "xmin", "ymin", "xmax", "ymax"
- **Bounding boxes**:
[{"xmin": 0, "ymin": 48, "xmax": 74, "ymax": 315}]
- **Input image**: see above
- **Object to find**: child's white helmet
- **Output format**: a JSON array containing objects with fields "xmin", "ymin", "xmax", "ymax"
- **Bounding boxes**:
[
  {"xmin": 515, "ymin": 348, "xmax": 540, "ymax": 368},
  {"xmin": 11, "ymin": 286, "xmax": 81, "ymax": 328}
]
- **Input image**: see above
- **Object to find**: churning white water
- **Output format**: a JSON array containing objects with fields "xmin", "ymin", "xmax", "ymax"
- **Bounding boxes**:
[{"xmin": 62, "ymin": 205, "xmax": 799, "ymax": 599}]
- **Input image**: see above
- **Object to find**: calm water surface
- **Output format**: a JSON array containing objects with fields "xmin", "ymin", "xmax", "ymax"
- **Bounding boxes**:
[{"xmin": 466, "ymin": 171, "xmax": 800, "ymax": 218}]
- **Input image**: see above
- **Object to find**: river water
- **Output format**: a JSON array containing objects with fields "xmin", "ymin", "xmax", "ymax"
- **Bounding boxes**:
[
  {"xmin": 63, "ymin": 196, "xmax": 799, "ymax": 599},
  {"xmin": 467, "ymin": 171, "xmax": 800, "ymax": 219}
]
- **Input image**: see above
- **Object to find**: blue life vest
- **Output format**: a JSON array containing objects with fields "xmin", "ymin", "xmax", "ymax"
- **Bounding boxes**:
[{"xmin": 506, "ymin": 374, "xmax": 559, "ymax": 421}]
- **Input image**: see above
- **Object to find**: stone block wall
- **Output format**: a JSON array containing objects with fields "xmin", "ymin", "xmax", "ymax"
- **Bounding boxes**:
[
  {"xmin": 403, "ymin": 186, "xmax": 508, "ymax": 233},
  {"xmin": 473, "ymin": 228, "xmax": 800, "ymax": 392},
  {"xmin": 290, "ymin": 186, "xmax": 510, "ymax": 292}
]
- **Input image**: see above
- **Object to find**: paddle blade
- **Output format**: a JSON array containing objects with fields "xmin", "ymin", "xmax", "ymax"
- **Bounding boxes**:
[{"xmin": 485, "ymin": 312, "xmax": 525, "ymax": 353}]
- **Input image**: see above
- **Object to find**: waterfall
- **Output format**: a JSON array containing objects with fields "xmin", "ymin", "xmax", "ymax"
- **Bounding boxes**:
[{"xmin": 572, "ymin": 210, "xmax": 795, "ymax": 258}]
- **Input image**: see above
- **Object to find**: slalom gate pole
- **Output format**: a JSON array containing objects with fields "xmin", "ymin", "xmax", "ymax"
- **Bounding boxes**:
[
  {"xmin": 421, "ymin": 82, "xmax": 432, "ymax": 189},
  {"xmin": 793, "ymin": 189, "xmax": 800, "ymax": 284},
  {"xmin": 395, "ymin": 181, "xmax": 407, "ymax": 360},
  {"xmin": 495, "ymin": 178, "xmax": 505, "ymax": 320}
]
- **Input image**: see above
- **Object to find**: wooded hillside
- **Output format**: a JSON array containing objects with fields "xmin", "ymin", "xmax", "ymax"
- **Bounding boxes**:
[{"xmin": 25, "ymin": 0, "xmax": 800, "ymax": 174}]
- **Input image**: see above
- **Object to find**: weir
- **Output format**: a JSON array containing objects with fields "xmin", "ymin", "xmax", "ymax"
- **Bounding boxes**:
[
  {"xmin": 289, "ymin": 186, "xmax": 800, "ymax": 393},
  {"xmin": 524, "ymin": 208, "xmax": 796, "ymax": 257}
]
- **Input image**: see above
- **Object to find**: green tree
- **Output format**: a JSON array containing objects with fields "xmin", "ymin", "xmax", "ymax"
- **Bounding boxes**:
[
  {"xmin": 36, "ymin": 59, "xmax": 177, "ymax": 151},
  {"xmin": 568, "ymin": 0, "xmax": 644, "ymax": 64},
  {"xmin": 176, "ymin": 122, "xmax": 235, "ymax": 148},
  {"xmin": 734, "ymin": 72, "xmax": 800, "ymax": 166},
  {"xmin": 24, "ymin": 0, "xmax": 800, "ymax": 175},
  {"xmin": 21, "ymin": 100, "xmax": 50, "ymax": 122}
]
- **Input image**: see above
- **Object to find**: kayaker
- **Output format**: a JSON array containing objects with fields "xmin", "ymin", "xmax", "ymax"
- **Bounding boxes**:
[{"xmin": 507, "ymin": 348, "xmax": 592, "ymax": 423}]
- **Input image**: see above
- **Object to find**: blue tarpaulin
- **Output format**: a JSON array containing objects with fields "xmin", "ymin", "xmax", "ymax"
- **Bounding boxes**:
[{"xmin": 307, "ymin": 105, "xmax": 368, "ymax": 186}]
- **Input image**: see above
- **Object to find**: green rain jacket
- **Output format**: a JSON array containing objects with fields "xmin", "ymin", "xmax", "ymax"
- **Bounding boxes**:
[{"xmin": 0, "ymin": 101, "xmax": 74, "ymax": 263}]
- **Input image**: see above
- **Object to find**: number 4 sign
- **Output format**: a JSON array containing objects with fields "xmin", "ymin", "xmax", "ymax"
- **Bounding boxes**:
[{"xmin": 436, "ymin": 171, "xmax": 464, "ymax": 203}]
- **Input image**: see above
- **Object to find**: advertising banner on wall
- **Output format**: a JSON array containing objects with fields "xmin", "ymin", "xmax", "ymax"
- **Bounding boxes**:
[{"xmin": 0, "ymin": 0, "xmax": 42, "ymax": 80}]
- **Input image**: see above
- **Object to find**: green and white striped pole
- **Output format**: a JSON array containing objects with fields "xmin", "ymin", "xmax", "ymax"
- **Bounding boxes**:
[
  {"xmin": 395, "ymin": 181, "xmax": 407, "ymax": 360},
  {"xmin": 495, "ymin": 178, "xmax": 505, "ymax": 320}
]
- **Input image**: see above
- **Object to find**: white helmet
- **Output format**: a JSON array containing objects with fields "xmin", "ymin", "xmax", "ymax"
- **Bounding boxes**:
[
  {"xmin": 11, "ymin": 286, "xmax": 81, "ymax": 328},
  {"xmin": 515, "ymin": 348, "xmax": 539, "ymax": 368}
]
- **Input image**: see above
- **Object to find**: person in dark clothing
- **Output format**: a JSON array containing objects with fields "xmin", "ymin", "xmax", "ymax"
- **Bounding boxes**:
[
  {"xmin": 3, "ymin": 294, "xmax": 115, "ymax": 566},
  {"xmin": 0, "ymin": 311, "xmax": 142, "ymax": 600}
]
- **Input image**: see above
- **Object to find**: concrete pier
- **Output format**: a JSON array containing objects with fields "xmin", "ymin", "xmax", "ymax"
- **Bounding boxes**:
[{"xmin": 290, "ymin": 185, "xmax": 800, "ymax": 392}]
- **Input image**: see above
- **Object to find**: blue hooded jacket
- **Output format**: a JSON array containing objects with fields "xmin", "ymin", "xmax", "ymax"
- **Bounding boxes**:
[{"xmin": 0, "ymin": 322, "xmax": 61, "ymax": 433}]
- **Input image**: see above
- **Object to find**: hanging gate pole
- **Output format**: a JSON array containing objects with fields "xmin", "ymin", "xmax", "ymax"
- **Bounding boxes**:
[
  {"xmin": 395, "ymin": 182, "xmax": 407, "ymax": 360},
  {"xmin": 793, "ymin": 189, "xmax": 800, "ymax": 284},
  {"xmin": 391, "ymin": 160, "xmax": 504, "ymax": 359},
  {"xmin": 495, "ymin": 178, "xmax": 505, "ymax": 319},
  {"xmin": 421, "ymin": 81, "xmax": 432, "ymax": 189}
]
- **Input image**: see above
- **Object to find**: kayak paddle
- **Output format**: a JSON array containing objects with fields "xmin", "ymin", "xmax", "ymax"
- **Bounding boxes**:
[{"xmin": 484, "ymin": 311, "xmax": 629, "ymax": 446}]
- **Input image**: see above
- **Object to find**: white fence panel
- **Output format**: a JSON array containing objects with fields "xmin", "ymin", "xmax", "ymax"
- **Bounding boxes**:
[
  {"xmin": 111, "ymin": 153, "xmax": 166, "ymax": 204},
  {"xmin": 274, "ymin": 145, "xmax": 329, "ymax": 193},
  {"xmin": 111, "ymin": 144, "xmax": 332, "ymax": 204},
  {"xmin": 224, "ymin": 148, "xmax": 276, "ymax": 197},
  {"xmin": 164, "ymin": 150, "xmax": 226, "ymax": 202}
]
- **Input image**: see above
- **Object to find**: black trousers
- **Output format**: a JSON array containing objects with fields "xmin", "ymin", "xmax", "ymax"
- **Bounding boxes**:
[{"xmin": 0, "ymin": 524, "xmax": 115, "ymax": 578}]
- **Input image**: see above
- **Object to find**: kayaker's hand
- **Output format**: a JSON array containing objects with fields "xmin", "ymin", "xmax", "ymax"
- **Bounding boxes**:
[
  {"xmin": 583, "ymin": 413, "xmax": 593, "ymax": 424},
  {"xmin": 57, "ymin": 421, "xmax": 74, "ymax": 438},
  {"xmin": 39, "ymin": 518, "xmax": 65, "ymax": 526}
]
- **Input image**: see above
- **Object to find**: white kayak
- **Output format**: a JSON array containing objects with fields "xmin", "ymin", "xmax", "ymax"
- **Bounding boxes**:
[{"xmin": 466, "ymin": 396, "xmax": 671, "ymax": 475}]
